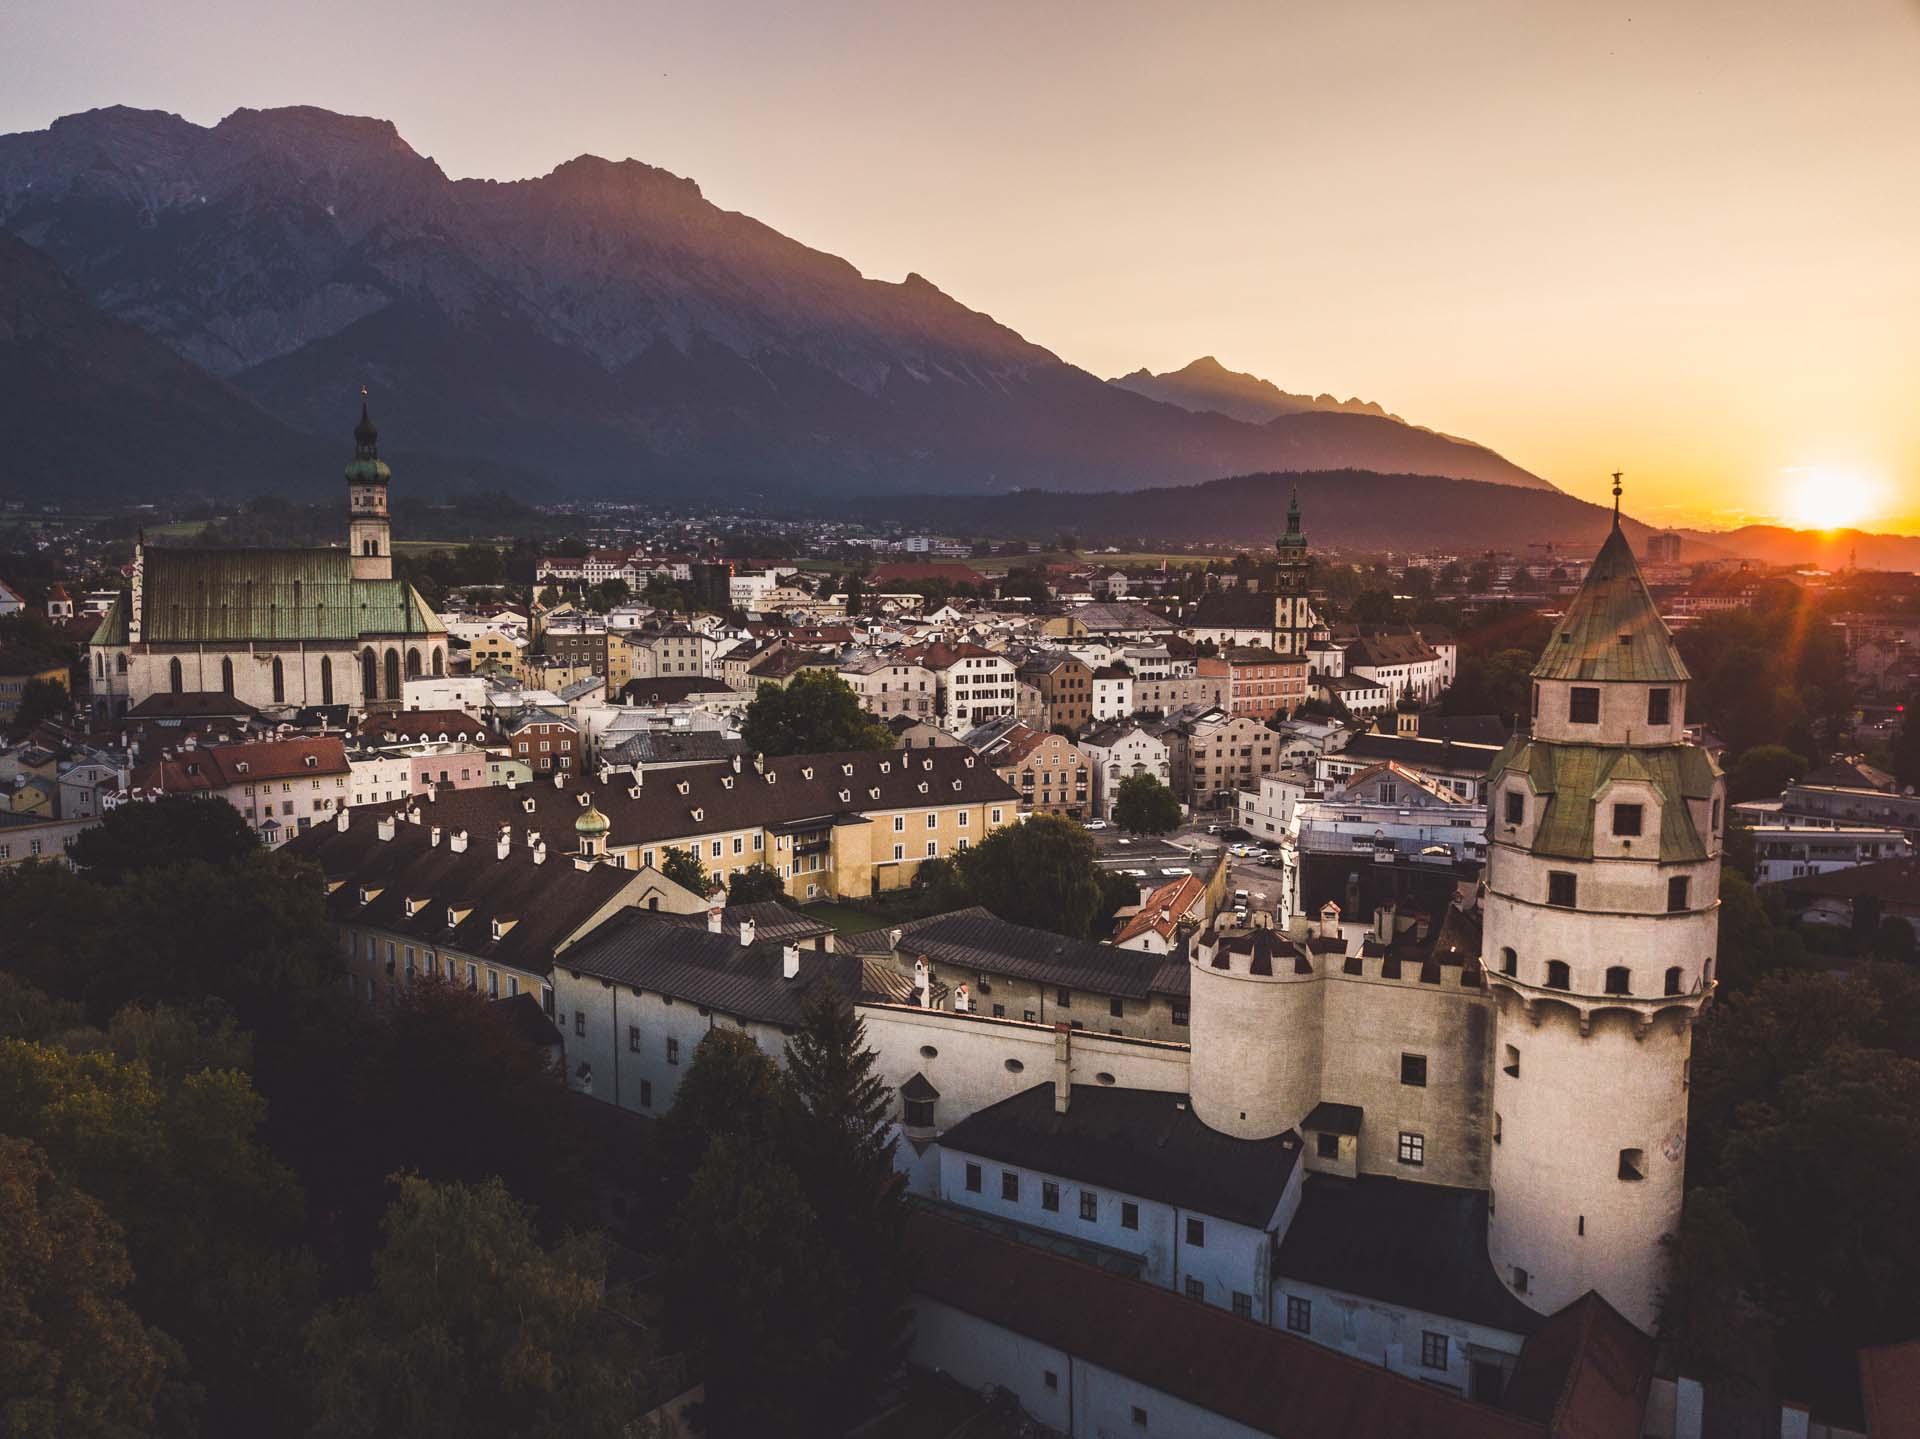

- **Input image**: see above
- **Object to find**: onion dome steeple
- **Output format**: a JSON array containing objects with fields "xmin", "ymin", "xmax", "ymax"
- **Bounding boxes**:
[{"xmin": 345, "ymin": 389, "xmax": 392, "ymax": 488}]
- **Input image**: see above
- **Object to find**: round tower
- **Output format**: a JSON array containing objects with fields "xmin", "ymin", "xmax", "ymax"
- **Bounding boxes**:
[
  {"xmin": 346, "ymin": 394, "xmax": 393, "ymax": 581},
  {"xmin": 1188, "ymin": 922, "xmax": 1324, "ymax": 1139},
  {"xmin": 1484, "ymin": 479, "xmax": 1721, "ymax": 1332}
]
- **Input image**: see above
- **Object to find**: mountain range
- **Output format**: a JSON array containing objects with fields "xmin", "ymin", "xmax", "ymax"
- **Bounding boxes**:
[{"xmin": 0, "ymin": 104, "xmax": 1554, "ymax": 502}]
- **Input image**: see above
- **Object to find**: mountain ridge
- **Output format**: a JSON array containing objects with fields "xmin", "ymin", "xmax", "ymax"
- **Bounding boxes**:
[
  {"xmin": 1109, "ymin": 355, "xmax": 1401, "ymax": 424},
  {"xmin": 0, "ymin": 104, "xmax": 1556, "ymax": 499}
]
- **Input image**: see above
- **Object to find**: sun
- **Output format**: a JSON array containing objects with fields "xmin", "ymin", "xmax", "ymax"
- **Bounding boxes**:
[{"xmin": 1780, "ymin": 467, "xmax": 1880, "ymax": 532}]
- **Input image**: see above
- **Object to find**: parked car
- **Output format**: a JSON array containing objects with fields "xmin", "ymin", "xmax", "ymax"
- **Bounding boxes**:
[{"xmin": 1083, "ymin": 818, "xmax": 1109, "ymax": 830}]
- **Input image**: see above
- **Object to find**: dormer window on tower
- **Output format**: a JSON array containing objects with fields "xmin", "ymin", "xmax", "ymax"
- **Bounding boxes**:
[{"xmin": 1568, "ymin": 687, "xmax": 1600, "ymax": 724}]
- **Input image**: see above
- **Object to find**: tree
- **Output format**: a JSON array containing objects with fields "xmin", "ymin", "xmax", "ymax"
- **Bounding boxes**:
[
  {"xmin": 68, "ymin": 796, "xmax": 259, "ymax": 882},
  {"xmin": 0, "ymin": 1136, "xmax": 170, "ymax": 1439},
  {"xmin": 1724, "ymin": 744, "xmax": 1806, "ymax": 804},
  {"xmin": 9, "ymin": 676, "xmax": 71, "ymax": 736},
  {"xmin": 1112, "ymin": 773, "xmax": 1182, "ymax": 834},
  {"xmin": 1873, "ymin": 916, "xmax": 1917, "ymax": 963},
  {"xmin": 663, "ymin": 1137, "xmax": 848, "ymax": 1438},
  {"xmin": 844, "ymin": 573, "xmax": 866, "ymax": 617},
  {"xmin": 783, "ymin": 987, "xmax": 910, "ymax": 1425},
  {"xmin": 1658, "ymin": 1189, "xmax": 1776, "ymax": 1389},
  {"xmin": 954, "ymin": 815, "xmax": 1109, "ymax": 938},
  {"xmin": 740, "ymin": 671, "xmax": 891, "ymax": 757},
  {"xmin": 536, "ymin": 585, "xmax": 560, "ymax": 608},
  {"xmin": 726, "ymin": 863, "xmax": 785, "ymax": 905},
  {"xmin": 1893, "ymin": 698, "xmax": 1920, "ymax": 791},
  {"xmin": 306, "ymin": 1176, "xmax": 656, "ymax": 1439},
  {"xmin": 659, "ymin": 846, "xmax": 709, "ymax": 897},
  {"xmin": 1441, "ymin": 647, "xmax": 1535, "ymax": 723}
]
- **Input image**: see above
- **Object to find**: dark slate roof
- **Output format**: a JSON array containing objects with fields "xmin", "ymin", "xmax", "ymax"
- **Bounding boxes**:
[
  {"xmin": 556, "ymin": 907, "xmax": 862, "ymax": 1028},
  {"xmin": 1185, "ymin": 590, "xmax": 1279, "ymax": 630},
  {"xmin": 659, "ymin": 900, "xmax": 834, "ymax": 947},
  {"xmin": 495, "ymin": 991, "xmax": 565, "ymax": 1049},
  {"xmin": 1273, "ymin": 1174, "xmax": 1544, "ymax": 1335},
  {"xmin": 1532, "ymin": 523, "xmax": 1688, "ymax": 684},
  {"xmin": 123, "ymin": 691, "xmax": 259, "ymax": 720},
  {"xmin": 1338, "ymin": 732, "xmax": 1503, "ymax": 775},
  {"xmin": 900, "ymin": 1071, "xmax": 940, "ymax": 1102},
  {"xmin": 361, "ymin": 747, "xmax": 1017, "ymax": 853},
  {"xmin": 1499, "ymin": 1290, "xmax": 1655, "ymax": 1437},
  {"xmin": 603, "ymin": 729, "xmax": 750, "ymax": 768},
  {"xmin": 851, "ymin": 906, "xmax": 1188, "ymax": 999},
  {"xmin": 1302, "ymin": 1102, "xmax": 1363, "ymax": 1136},
  {"xmin": 1774, "ymin": 855, "xmax": 1920, "ymax": 903},
  {"xmin": 617, "ymin": 676, "xmax": 734, "ymax": 704},
  {"xmin": 284, "ymin": 816, "xmax": 648, "ymax": 977},
  {"xmin": 938, "ymin": 1083, "xmax": 1301, "ymax": 1228},
  {"xmin": 908, "ymin": 1208, "xmax": 1543, "ymax": 1439},
  {"xmin": 1420, "ymin": 714, "xmax": 1513, "ymax": 746}
]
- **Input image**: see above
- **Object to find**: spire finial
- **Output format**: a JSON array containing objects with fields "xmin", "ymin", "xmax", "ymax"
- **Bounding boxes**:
[
  {"xmin": 1611, "ymin": 470, "xmax": 1624, "ymax": 528},
  {"xmin": 353, "ymin": 388, "xmax": 379, "ymax": 460}
]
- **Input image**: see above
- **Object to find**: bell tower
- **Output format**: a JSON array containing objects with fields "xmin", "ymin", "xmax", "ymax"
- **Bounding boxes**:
[
  {"xmin": 346, "ymin": 392, "xmax": 393, "ymax": 581},
  {"xmin": 1273, "ymin": 485, "xmax": 1312, "ymax": 654},
  {"xmin": 1483, "ymin": 475, "xmax": 1721, "ymax": 1331}
]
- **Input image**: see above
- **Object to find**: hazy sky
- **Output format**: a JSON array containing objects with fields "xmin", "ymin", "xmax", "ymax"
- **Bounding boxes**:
[{"xmin": 5, "ymin": 0, "xmax": 1918, "ymax": 530}]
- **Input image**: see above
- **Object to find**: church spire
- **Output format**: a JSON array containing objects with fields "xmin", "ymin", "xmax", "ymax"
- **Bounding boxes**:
[
  {"xmin": 1611, "ymin": 470, "xmax": 1624, "ymax": 530},
  {"xmin": 354, "ymin": 387, "xmax": 380, "ymax": 462}
]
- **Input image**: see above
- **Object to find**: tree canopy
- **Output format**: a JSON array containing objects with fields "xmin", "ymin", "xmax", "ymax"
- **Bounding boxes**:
[
  {"xmin": 740, "ymin": 671, "xmax": 891, "ymax": 757},
  {"xmin": 1112, "ymin": 772, "xmax": 1182, "ymax": 834}
]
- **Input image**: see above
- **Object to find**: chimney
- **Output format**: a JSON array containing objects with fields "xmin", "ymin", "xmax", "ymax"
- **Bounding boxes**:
[
  {"xmin": 707, "ymin": 901, "xmax": 725, "ymax": 934},
  {"xmin": 533, "ymin": 841, "xmax": 548, "ymax": 865},
  {"xmin": 1053, "ymin": 1024, "xmax": 1071, "ymax": 1114},
  {"xmin": 1375, "ymin": 902, "xmax": 1396, "ymax": 943},
  {"xmin": 739, "ymin": 917, "xmax": 756, "ymax": 947},
  {"xmin": 449, "ymin": 829, "xmax": 469, "ymax": 854},
  {"xmin": 888, "ymin": 927, "xmax": 903, "ymax": 951},
  {"xmin": 376, "ymin": 816, "xmax": 396, "ymax": 842},
  {"xmin": 335, "ymin": 807, "xmax": 350, "ymax": 833},
  {"xmin": 913, "ymin": 957, "xmax": 930, "ymax": 1007},
  {"xmin": 782, "ymin": 945, "xmax": 800, "ymax": 980},
  {"xmin": 525, "ymin": 827, "xmax": 538, "ymax": 848},
  {"xmin": 430, "ymin": 825, "xmax": 442, "ymax": 847},
  {"xmin": 496, "ymin": 832, "xmax": 511, "ymax": 861},
  {"xmin": 953, "ymin": 983, "xmax": 971, "ymax": 1013}
]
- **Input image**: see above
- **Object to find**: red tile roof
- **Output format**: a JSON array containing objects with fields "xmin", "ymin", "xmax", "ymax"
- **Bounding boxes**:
[
  {"xmin": 908, "ymin": 1207, "xmax": 1544, "ymax": 1439},
  {"xmin": 1861, "ymin": 1339, "xmax": 1920, "ymax": 1439},
  {"xmin": 131, "ymin": 736, "xmax": 350, "ymax": 793}
]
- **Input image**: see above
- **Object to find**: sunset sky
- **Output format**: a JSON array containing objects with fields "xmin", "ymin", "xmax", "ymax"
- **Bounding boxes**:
[{"xmin": 5, "ymin": 0, "xmax": 1917, "ymax": 532}]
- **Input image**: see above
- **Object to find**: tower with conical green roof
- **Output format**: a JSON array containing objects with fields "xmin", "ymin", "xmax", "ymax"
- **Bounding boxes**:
[
  {"xmin": 347, "ymin": 392, "xmax": 393, "ymax": 582},
  {"xmin": 1272, "ymin": 485, "xmax": 1316, "ymax": 655},
  {"xmin": 1481, "ymin": 476, "xmax": 1723, "ymax": 1331}
]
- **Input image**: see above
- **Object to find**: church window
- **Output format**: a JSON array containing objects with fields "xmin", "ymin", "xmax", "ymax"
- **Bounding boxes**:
[
  {"xmin": 1121, "ymin": 1202, "xmax": 1139, "ymax": 1230},
  {"xmin": 1511, "ymin": 1267, "xmax": 1530, "ymax": 1293},
  {"xmin": 1648, "ymin": 687, "xmax": 1672, "ymax": 725},
  {"xmin": 1619, "ymin": 1148, "xmax": 1646, "ymax": 1181},
  {"xmin": 116, "ymin": 654, "xmax": 127, "ymax": 674},
  {"xmin": 169, "ymin": 658, "xmax": 183, "ymax": 694},
  {"xmin": 1568, "ymin": 687, "xmax": 1600, "ymax": 724},
  {"xmin": 964, "ymin": 1162, "xmax": 981, "ymax": 1193},
  {"xmin": 220, "ymin": 657, "xmax": 234, "ymax": 695},
  {"xmin": 1547, "ymin": 872, "xmax": 1577, "ymax": 908},
  {"xmin": 1612, "ymin": 803, "xmax": 1643, "ymax": 837},
  {"xmin": 1545, "ymin": 960, "xmax": 1571, "ymax": 989},
  {"xmin": 271, "ymin": 657, "xmax": 285, "ymax": 704},
  {"xmin": 432, "ymin": 648, "xmax": 444, "ymax": 677},
  {"xmin": 1604, "ymin": 965, "xmax": 1632, "ymax": 995},
  {"xmin": 361, "ymin": 648, "xmax": 378, "ymax": 699},
  {"xmin": 406, "ymin": 648, "xmax": 421, "ymax": 679},
  {"xmin": 384, "ymin": 649, "xmax": 401, "ymax": 699},
  {"xmin": 1665, "ymin": 966, "xmax": 1684, "ymax": 996},
  {"xmin": 1668, "ymin": 876, "xmax": 1690, "ymax": 912},
  {"xmin": 320, "ymin": 657, "xmax": 334, "ymax": 705}
]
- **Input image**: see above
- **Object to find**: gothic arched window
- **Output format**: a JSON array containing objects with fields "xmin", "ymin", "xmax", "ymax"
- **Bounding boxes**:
[
  {"xmin": 384, "ymin": 648, "xmax": 401, "ymax": 699},
  {"xmin": 169, "ymin": 657, "xmax": 183, "ymax": 694},
  {"xmin": 432, "ymin": 648, "xmax": 444, "ymax": 677},
  {"xmin": 271, "ymin": 656, "xmax": 285, "ymax": 705},
  {"xmin": 321, "ymin": 656, "xmax": 334, "ymax": 706},
  {"xmin": 220, "ymin": 657, "xmax": 234, "ymax": 695},
  {"xmin": 406, "ymin": 648, "xmax": 422, "ymax": 679},
  {"xmin": 361, "ymin": 648, "xmax": 378, "ymax": 700}
]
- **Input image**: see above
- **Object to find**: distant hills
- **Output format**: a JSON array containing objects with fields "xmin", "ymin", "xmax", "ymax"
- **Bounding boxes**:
[
  {"xmin": 1110, "ymin": 355, "xmax": 1399, "ymax": 424},
  {"xmin": 0, "ymin": 104, "xmax": 1553, "ymax": 502},
  {"xmin": 850, "ymin": 469, "xmax": 1663, "ymax": 554},
  {"xmin": 1668, "ymin": 524, "xmax": 1920, "ymax": 572}
]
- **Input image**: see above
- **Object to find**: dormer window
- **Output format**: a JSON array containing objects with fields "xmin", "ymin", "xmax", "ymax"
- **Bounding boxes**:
[
  {"xmin": 837, "ymin": 789, "xmax": 850, "ymax": 803},
  {"xmin": 304, "ymin": 755, "xmax": 318, "ymax": 768},
  {"xmin": 841, "ymin": 763, "xmax": 854, "ymax": 776},
  {"xmin": 358, "ymin": 886, "xmax": 376, "ymax": 906},
  {"xmin": 690, "ymin": 807, "xmax": 703, "ymax": 822},
  {"xmin": 522, "ymin": 797, "xmax": 536, "ymax": 813},
  {"xmin": 802, "ymin": 767, "xmax": 814, "ymax": 780},
  {"xmin": 722, "ymin": 776, "xmax": 734, "ymax": 789},
  {"xmin": 676, "ymin": 781, "xmax": 690, "ymax": 795},
  {"xmin": 1612, "ymin": 803, "xmax": 1644, "ymax": 837},
  {"xmin": 917, "ymin": 781, "xmax": 929, "ymax": 794}
]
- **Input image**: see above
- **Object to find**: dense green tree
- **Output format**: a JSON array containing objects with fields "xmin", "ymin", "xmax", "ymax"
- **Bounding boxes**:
[
  {"xmin": 1724, "ymin": 744, "xmax": 1807, "ymax": 803},
  {"xmin": 654, "ymin": 1027, "xmax": 795, "ymax": 1196},
  {"xmin": 0, "ymin": 1136, "xmax": 170, "ymax": 1439},
  {"xmin": 953, "ymin": 814, "xmax": 1109, "ymax": 938},
  {"xmin": 740, "ymin": 672, "xmax": 891, "ymax": 757},
  {"xmin": 1873, "ymin": 915, "xmax": 1917, "ymax": 962},
  {"xmin": 1112, "ymin": 773, "xmax": 1182, "ymax": 834},
  {"xmin": 659, "ymin": 845, "xmax": 709, "ymax": 897},
  {"xmin": 0, "ymin": 972, "xmax": 87, "ymax": 1043},
  {"xmin": 1712, "ymin": 870, "xmax": 1805, "ymax": 994},
  {"xmin": 68, "ymin": 796, "xmax": 259, "ymax": 882},
  {"xmin": 726, "ymin": 862, "xmax": 786, "ymax": 904},
  {"xmin": 1440, "ymin": 647, "xmax": 1536, "ymax": 723},
  {"xmin": 664, "ymin": 1136, "xmax": 848, "ymax": 1438},
  {"xmin": 8, "ymin": 676, "xmax": 71, "ymax": 736},
  {"xmin": 1658, "ymin": 1189, "xmax": 1776, "ymax": 1389},
  {"xmin": 306, "ymin": 1176, "xmax": 655, "ymax": 1439}
]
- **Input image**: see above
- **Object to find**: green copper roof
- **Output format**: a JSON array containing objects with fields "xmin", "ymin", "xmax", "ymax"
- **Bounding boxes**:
[
  {"xmin": 1532, "ymin": 523, "xmax": 1689, "ymax": 684},
  {"xmin": 127, "ymin": 547, "xmax": 443, "ymax": 644},
  {"xmin": 91, "ymin": 592, "xmax": 129, "ymax": 646},
  {"xmin": 1491, "ymin": 735, "xmax": 1719, "ymax": 863}
]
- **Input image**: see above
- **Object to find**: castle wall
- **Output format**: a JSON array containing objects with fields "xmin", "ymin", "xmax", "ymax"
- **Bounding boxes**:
[{"xmin": 1187, "ymin": 949, "xmax": 1322, "ymax": 1140}]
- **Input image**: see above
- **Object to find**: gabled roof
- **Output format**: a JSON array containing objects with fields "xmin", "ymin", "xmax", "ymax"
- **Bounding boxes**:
[
  {"xmin": 131, "ymin": 735, "xmax": 351, "ymax": 792},
  {"xmin": 908, "ymin": 1207, "xmax": 1544, "ymax": 1439},
  {"xmin": 356, "ymin": 709, "xmax": 501, "ymax": 746},
  {"xmin": 1532, "ymin": 524, "xmax": 1689, "ymax": 683},
  {"xmin": 1499, "ymin": 1289, "xmax": 1655, "ymax": 1437},
  {"xmin": 1275, "ymin": 1174, "xmax": 1543, "ymax": 1336},
  {"xmin": 557, "ymin": 907, "xmax": 861, "ymax": 1028},
  {"xmin": 1112, "ymin": 874, "xmax": 1207, "ymax": 945},
  {"xmin": 850, "ymin": 906, "xmax": 1188, "ymax": 999},
  {"xmin": 124, "ymin": 691, "xmax": 259, "ymax": 720},
  {"xmin": 1184, "ymin": 591, "xmax": 1279, "ymax": 630},
  {"xmin": 938, "ymin": 1083, "xmax": 1302, "ymax": 1228},
  {"xmin": 128, "ymin": 546, "xmax": 443, "ymax": 643},
  {"xmin": 658, "ymin": 900, "xmax": 834, "ymax": 947}
]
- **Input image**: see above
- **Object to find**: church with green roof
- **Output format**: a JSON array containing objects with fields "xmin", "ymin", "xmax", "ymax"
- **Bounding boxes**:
[{"xmin": 89, "ymin": 405, "xmax": 447, "ymax": 718}]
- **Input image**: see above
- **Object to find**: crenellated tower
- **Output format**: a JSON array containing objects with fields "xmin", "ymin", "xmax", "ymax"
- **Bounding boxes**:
[
  {"xmin": 1483, "ymin": 477, "xmax": 1721, "ymax": 1331},
  {"xmin": 346, "ymin": 393, "xmax": 393, "ymax": 581}
]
